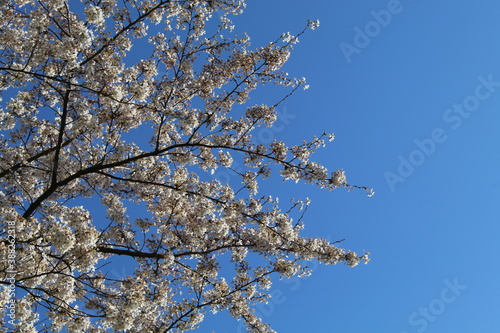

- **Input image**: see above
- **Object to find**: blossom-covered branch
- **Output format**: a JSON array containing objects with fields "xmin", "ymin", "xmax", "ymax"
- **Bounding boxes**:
[{"xmin": 0, "ymin": 1, "xmax": 372, "ymax": 332}]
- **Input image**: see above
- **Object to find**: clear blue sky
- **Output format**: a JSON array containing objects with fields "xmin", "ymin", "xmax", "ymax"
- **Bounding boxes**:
[
  {"xmin": 11, "ymin": 1, "xmax": 497, "ymax": 332},
  {"xmin": 192, "ymin": 1, "xmax": 500, "ymax": 332}
]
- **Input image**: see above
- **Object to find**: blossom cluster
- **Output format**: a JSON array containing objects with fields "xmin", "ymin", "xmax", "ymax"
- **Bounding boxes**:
[{"xmin": 0, "ymin": 0, "xmax": 371, "ymax": 332}]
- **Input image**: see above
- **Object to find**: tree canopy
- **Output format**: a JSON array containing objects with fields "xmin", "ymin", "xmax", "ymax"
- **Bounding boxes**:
[{"xmin": 0, "ymin": 1, "xmax": 372, "ymax": 332}]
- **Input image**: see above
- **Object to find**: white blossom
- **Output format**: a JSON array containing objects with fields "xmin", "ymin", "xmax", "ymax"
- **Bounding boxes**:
[
  {"xmin": 307, "ymin": 19, "xmax": 320, "ymax": 30},
  {"xmin": 0, "ymin": 1, "xmax": 372, "ymax": 332},
  {"xmin": 85, "ymin": 5, "xmax": 105, "ymax": 27}
]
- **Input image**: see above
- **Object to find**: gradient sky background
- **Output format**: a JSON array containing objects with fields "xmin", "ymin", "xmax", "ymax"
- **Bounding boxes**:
[
  {"xmin": 189, "ymin": 1, "xmax": 500, "ymax": 332},
  {"xmin": 8, "ymin": 1, "xmax": 498, "ymax": 332}
]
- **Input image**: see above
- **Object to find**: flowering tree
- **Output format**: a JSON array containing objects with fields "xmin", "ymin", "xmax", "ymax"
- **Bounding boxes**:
[{"xmin": 0, "ymin": 0, "xmax": 373, "ymax": 332}]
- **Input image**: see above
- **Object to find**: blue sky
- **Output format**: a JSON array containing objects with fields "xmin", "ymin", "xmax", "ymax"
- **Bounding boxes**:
[
  {"xmin": 192, "ymin": 1, "xmax": 500, "ymax": 332},
  {"xmin": 6, "ymin": 1, "xmax": 498, "ymax": 332}
]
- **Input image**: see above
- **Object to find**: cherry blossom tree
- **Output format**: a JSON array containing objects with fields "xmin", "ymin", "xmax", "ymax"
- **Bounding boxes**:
[{"xmin": 0, "ymin": 0, "xmax": 373, "ymax": 332}]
